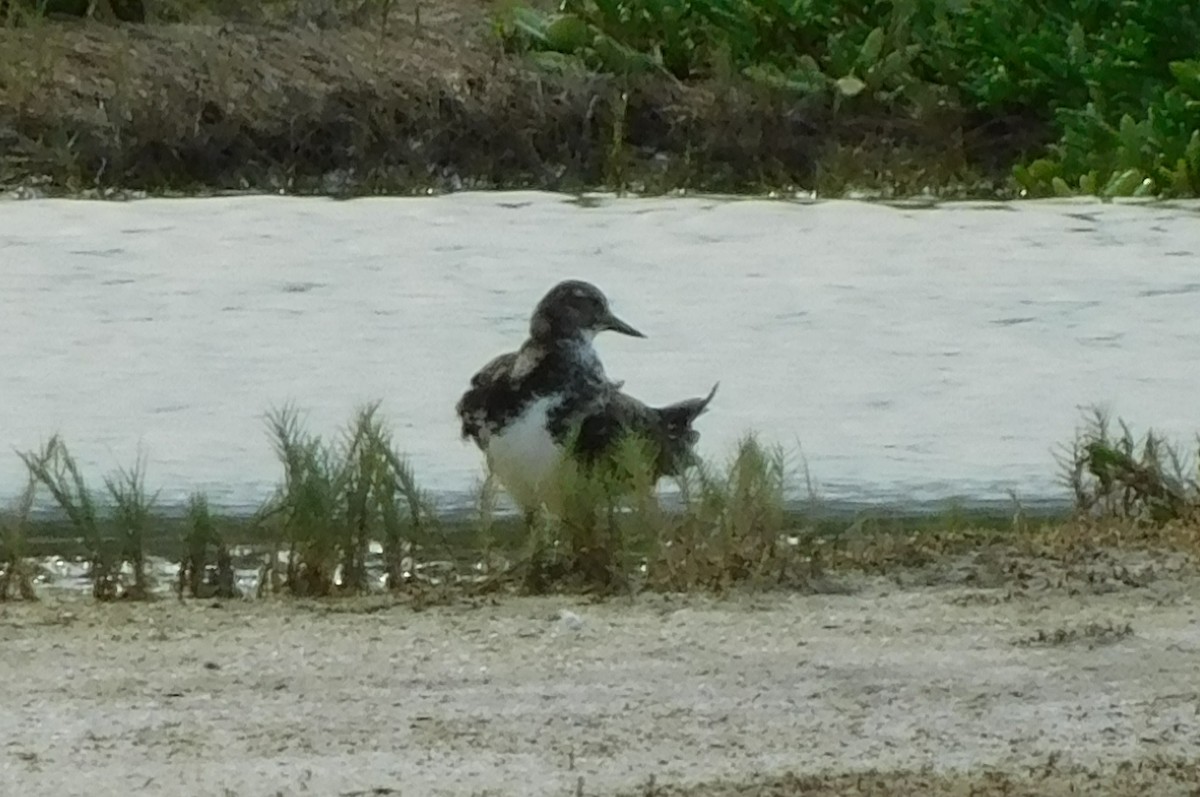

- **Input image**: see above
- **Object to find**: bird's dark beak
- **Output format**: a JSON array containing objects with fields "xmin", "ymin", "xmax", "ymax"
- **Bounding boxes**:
[{"xmin": 602, "ymin": 311, "xmax": 645, "ymax": 338}]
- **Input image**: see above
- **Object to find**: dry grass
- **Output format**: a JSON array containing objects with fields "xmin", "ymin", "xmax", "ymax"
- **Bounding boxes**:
[
  {"xmin": 1017, "ymin": 619, "xmax": 1134, "ymax": 648},
  {"xmin": 621, "ymin": 757, "xmax": 1200, "ymax": 797},
  {"xmin": 0, "ymin": 3, "xmax": 1015, "ymax": 197},
  {"xmin": 469, "ymin": 421, "xmax": 1200, "ymax": 599}
]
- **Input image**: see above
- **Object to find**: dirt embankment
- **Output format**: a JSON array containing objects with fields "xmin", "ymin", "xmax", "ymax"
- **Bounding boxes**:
[
  {"xmin": 1, "ymin": 548, "xmax": 1198, "ymax": 796},
  {"xmin": 0, "ymin": 1, "xmax": 1031, "ymax": 197}
]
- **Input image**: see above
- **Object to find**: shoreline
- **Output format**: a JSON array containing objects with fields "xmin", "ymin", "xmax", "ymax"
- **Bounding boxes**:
[
  {"xmin": 0, "ymin": 7, "xmax": 1026, "ymax": 199},
  {"xmin": 11, "ymin": 491, "xmax": 1073, "ymax": 526}
]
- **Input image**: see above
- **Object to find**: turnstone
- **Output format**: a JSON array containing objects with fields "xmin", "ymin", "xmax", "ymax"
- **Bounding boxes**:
[{"xmin": 456, "ymin": 280, "xmax": 645, "ymax": 513}]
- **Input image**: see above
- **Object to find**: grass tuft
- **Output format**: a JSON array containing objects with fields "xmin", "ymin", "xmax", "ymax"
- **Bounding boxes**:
[
  {"xmin": 505, "ymin": 433, "xmax": 803, "ymax": 595},
  {"xmin": 647, "ymin": 434, "xmax": 792, "ymax": 591},
  {"xmin": 18, "ymin": 435, "xmax": 159, "ymax": 600},
  {"xmin": 177, "ymin": 492, "xmax": 239, "ymax": 599},
  {"xmin": 259, "ymin": 402, "xmax": 436, "ymax": 597},
  {"xmin": 0, "ymin": 475, "xmax": 38, "ymax": 601},
  {"xmin": 103, "ymin": 454, "xmax": 159, "ymax": 600},
  {"xmin": 1062, "ymin": 408, "xmax": 1198, "ymax": 527},
  {"xmin": 19, "ymin": 436, "xmax": 120, "ymax": 600}
]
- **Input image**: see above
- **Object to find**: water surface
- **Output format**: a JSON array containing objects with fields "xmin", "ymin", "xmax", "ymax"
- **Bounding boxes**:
[{"xmin": 4, "ymin": 192, "xmax": 1198, "ymax": 513}]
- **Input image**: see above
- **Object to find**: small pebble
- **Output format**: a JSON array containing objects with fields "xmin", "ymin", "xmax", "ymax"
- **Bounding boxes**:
[{"xmin": 558, "ymin": 609, "xmax": 583, "ymax": 631}]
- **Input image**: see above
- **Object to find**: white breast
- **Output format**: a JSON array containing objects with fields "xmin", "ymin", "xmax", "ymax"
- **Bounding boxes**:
[{"xmin": 484, "ymin": 395, "xmax": 567, "ymax": 513}]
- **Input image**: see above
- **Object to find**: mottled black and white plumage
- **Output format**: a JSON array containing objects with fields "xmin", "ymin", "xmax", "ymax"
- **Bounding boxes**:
[
  {"xmin": 456, "ymin": 280, "xmax": 645, "ymax": 510},
  {"xmin": 575, "ymin": 383, "xmax": 719, "ymax": 479},
  {"xmin": 457, "ymin": 280, "xmax": 643, "ymax": 445},
  {"xmin": 456, "ymin": 279, "xmax": 716, "ymax": 513}
]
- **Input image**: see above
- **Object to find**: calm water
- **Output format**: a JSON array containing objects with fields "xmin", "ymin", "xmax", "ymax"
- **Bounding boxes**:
[{"xmin": 4, "ymin": 192, "xmax": 1199, "ymax": 514}]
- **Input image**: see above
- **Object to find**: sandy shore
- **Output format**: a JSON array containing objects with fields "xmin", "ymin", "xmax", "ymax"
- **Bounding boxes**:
[{"xmin": 1, "ymin": 549, "xmax": 1198, "ymax": 796}]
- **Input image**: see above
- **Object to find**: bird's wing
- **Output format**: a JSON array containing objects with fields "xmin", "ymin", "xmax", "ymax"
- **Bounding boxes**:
[
  {"xmin": 508, "ymin": 341, "xmax": 545, "ymax": 383},
  {"xmin": 469, "ymin": 350, "xmax": 518, "ymax": 388},
  {"xmin": 572, "ymin": 390, "xmax": 652, "ymax": 462},
  {"xmin": 574, "ymin": 385, "xmax": 716, "ymax": 478},
  {"xmin": 457, "ymin": 351, "xmax": 519, "ymax": 446}
]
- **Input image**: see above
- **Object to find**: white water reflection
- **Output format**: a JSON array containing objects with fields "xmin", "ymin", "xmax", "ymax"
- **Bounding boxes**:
[{"xmin": 3, "ymin": 192, "xmax": 1198, "ymax": 513}]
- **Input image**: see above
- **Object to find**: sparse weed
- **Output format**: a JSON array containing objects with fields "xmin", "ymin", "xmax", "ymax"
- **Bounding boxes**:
[
  {"xmin": 104, "ymin": 454, "xmax": 159, "ymax": 599},
  {"xmin": 6, "ymin": 407, "xmax": 1200, "ymax": 605},
  {"xmin": 507, "ymin": 433, "xmax": 805, "ymax": 595},
  {"xmin": 263, "ymin": 404, "xmax": 350, "ymax": 596},
  {"xmin": 260, "ymin": 402, "xmax": 435, "ymax": 598},
  {"xmin": 647, "ymin": 435, "xmax": 794, "ymax": 591},
  {"xmin": 19, "ymin": 436, "xmax": 126, "ymax": 600},
  {"xmin": 1018, "ymin": 619, "xmax": 1134, "ymax": 648},
  {"xmin": 0, "ymin": 476, "xmax": 38, "ymax": 601},
  {"xmin": 545, "ymin": 432, "xmax": 662, "ymax": 592},
  {"xmin": 18, "ymin": 436, "xmax": 162, "ymax": 600},
  {"xmin": 472, "ymin": 474, "xmax": 505, "ymax": 580},
  {"xmin": 1061, "ymin": 408, "xmax": 1198, "ymax": 527},
  {"xmin": 177, "ymin": 492, "xmax": 239, "ymax": 599},
  {"xmin": 372, "ymin": 414, "xmax": 435, "ymax": 591}
]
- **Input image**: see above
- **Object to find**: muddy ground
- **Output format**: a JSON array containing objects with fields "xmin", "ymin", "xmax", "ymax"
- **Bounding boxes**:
[
  {"xmin": 0, "ymin": 0, "xmax": 1033, "ymax": 196},
  {"xmin": 1, "ymin": 548, "xmax": 1198, "ymax": 796}
]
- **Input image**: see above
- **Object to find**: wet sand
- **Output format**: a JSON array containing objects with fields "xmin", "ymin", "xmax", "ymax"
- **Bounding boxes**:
[{"xmin": 1, "ymin": 549, "xmax": 1198, "ymax": 796}]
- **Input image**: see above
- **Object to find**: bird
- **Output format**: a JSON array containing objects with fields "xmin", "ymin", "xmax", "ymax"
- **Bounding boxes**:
[
  {"xmin": 457, "ymin": 280, "xmax": 646, "ymax": 515},
  {"xmin": 456, "ymin": 280, "xmax": 716, "ymax": 518}
]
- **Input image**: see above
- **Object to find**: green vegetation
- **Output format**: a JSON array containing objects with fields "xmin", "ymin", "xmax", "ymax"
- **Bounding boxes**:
[
  {"xmin": 103, "ymin": 456, "xmax": 157, "ymax": 598},
  {"xmin": 177, "ymin": 492, "xmax": 239, "ymax": 599},
  {"xmin": 0, "ymin": 477, "xmax": 37, "ymax": 600},
  {"xmin": 508, "ymin": 432, "xmax": 794, "ymax": 593},
  {"xmin": 258, "ymin": 402, "xmax": 438, "ymax": 597},
  {"xmin": 8, "ymin": 403, "xmax": 1199, "ymax": 605},
  {"xmin": 17, "ymin": 436, "xmax": 158, "ymax": 600},
  {"xmin": 0, "ymin": 0, "xmax": 1195, "ymax": 197},
  {"xmin": 500, "ymin": 0, "xmax": 1200, "ymax": 198},
  {"xmin": 1064, "ymin": 409, "xmax": 1199, "ymax": 527}
]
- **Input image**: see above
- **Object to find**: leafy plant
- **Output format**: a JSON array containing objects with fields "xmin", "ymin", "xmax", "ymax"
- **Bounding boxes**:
[
  {"xmin": 500, "ymin": 0, "xmax": 938, "ymax": 111},
  {"xmin": 499, "ymin": 0, "xmax": 1200, "ymax": 197}
]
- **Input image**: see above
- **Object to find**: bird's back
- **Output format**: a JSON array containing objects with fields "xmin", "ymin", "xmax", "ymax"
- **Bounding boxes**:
[
  {"xmin": 574, "ymin": 386, "xmax": 716, "ymax": 479},
  {"xmin": 456, "ymin": 350, "xmax": 519, "ymax": 447},
  {"xmin": 456, "ymin": 339, "xmax": 611, "ymax": 449}
]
